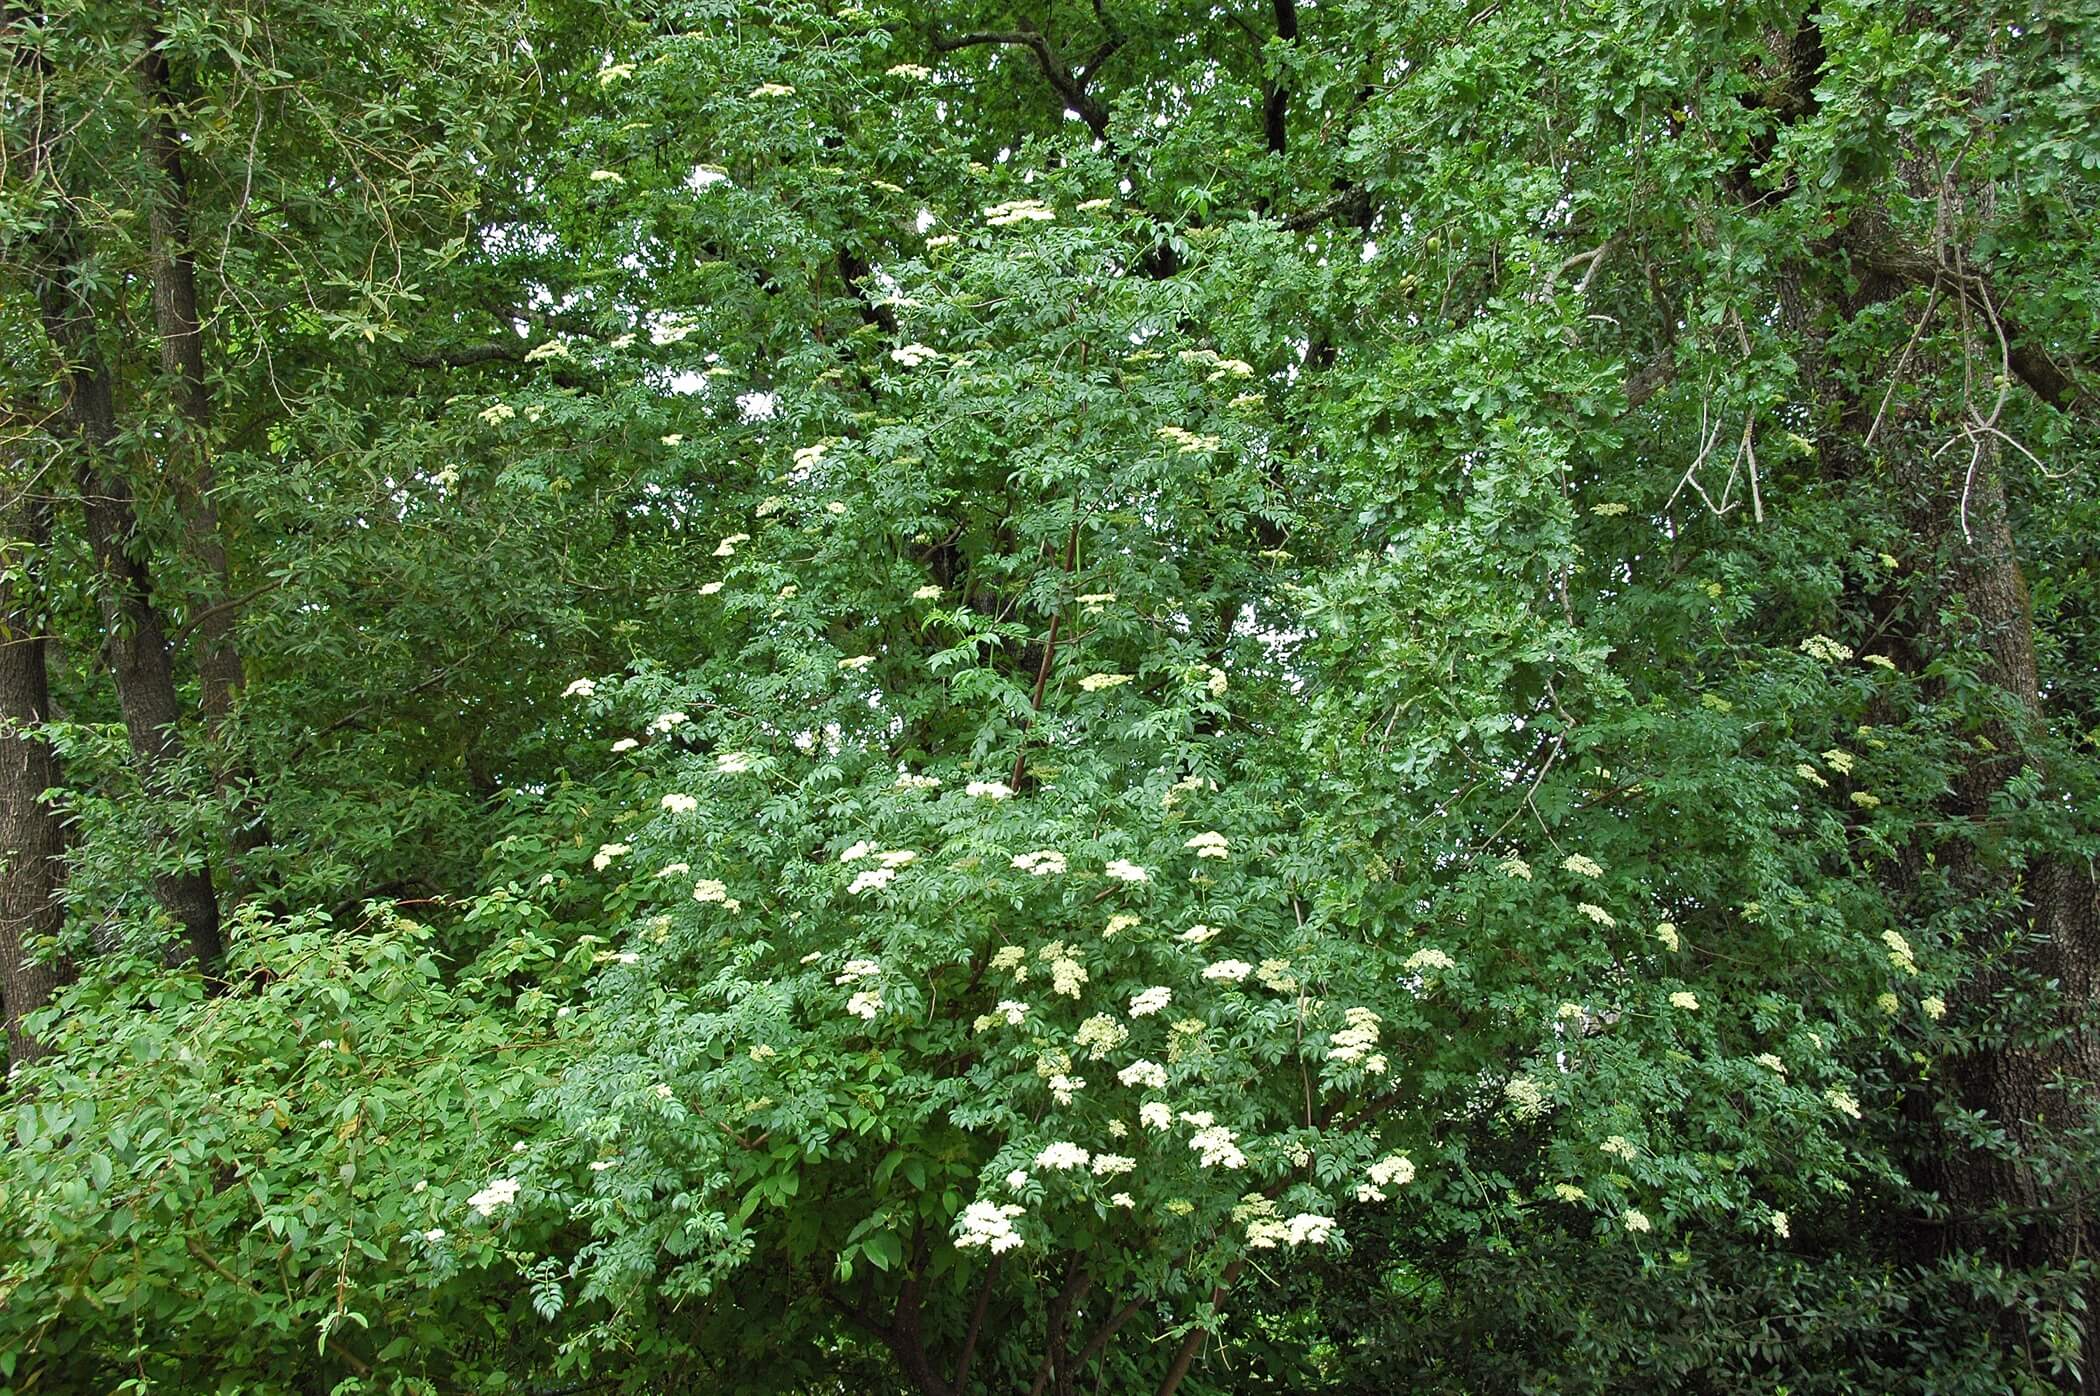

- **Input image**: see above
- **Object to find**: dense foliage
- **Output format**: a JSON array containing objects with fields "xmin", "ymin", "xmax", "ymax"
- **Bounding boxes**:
[{"xmin": 3, "ymin": 1, "xmax": 2097, "ymax": 1392}]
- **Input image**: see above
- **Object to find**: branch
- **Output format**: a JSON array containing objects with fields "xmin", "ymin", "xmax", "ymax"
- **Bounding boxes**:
[
  {"xmin": 402, "ymin": 341, "xmax": 529, "ymax": 369},
  {"xmin": 929, "ymin": 28, "xmax": 1110, "ymax": 136},
  {"xmin": 1848, "ymin": 242, "xmax": 2089, "ymax": 414},
  {"xmin": 1278, "ymin": 185, "xmax": 1372, "ymax": 233}
]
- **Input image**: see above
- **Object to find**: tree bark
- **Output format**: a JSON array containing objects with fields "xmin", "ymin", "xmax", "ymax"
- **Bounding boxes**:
[
  {"xmin": 141, "ymin": 23, "xmax": 268, "ymax": 870},
  {"xmin": 30, "ymin": 246, "xmax": 223, "ymax": 972},
  {"xmin": 1, "ymin": 464, "xmax": 71, "ymax": 1063}
]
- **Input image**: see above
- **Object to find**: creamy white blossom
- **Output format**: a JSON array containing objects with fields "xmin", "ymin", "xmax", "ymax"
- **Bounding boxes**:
[
  {"xmin": 955, "ymin": 1199, "xmax": 1025, "ymax": 1252},
  {"xmin": 468, "ymin": 1178, "xmax": 521, "ymax": 1216},
  {"xmin": 1129, "ymin": 986, "xmax": 1172, "ymax": 1017}
]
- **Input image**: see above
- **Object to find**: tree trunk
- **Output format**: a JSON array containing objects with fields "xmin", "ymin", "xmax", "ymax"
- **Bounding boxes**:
[
  {"xmin": 1935, "ymin": 450, "xmax": 2100, "ymax": 1310},
  {"xmin": 0, "ymin": 469, "xmax": 71, "ymax": 1063},
  {"xmin": 141, "ymin": 27, "xmax": 268, "ymax": 870},
  {"xmin": 31, "ymin": 253, "xmax": 224, "ymax": 972}
]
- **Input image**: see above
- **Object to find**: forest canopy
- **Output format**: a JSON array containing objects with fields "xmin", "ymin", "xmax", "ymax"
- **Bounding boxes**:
[{"xmin": 2, "ymin": 1, "xmax": 2097, "ymax": 1392}]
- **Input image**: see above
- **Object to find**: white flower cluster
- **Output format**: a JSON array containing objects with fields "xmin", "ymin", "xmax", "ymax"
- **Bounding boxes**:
[
  {"xmin": 1188, "ymin": 1123, "xmax": 1246, "ymax": 1170},
  {"xmin": 955, "ymin": 1199, "xmax": 1025, "ymax": 1252},
  {"xmin": 1184, "ymin": 830, "xmax": 1229, "ymax": 860},
  {"xmin": 1405, "ymin": 947, "xmax": 1454, "ymax": 972},
  {"xmin": 468, "ymin": 1177, "xmax": 520, "ymax": 1216},
  {"xmin": 1078, "ymin": 672, "xmax": 1131, "ymax": 691},
  {"xmin": 1117, "ymin": 1059, "xmax": 1168, "ymax": 1090},
  {"xmin": 1504, "ymin": 1076, "xmax": 1551, "ymax": 1120},
  {"xmin": 1328, "ymin": 1006, "xmax": 1381, "ymax": 1064},
  {"xmin": 1075, "ymin": 1014, "xmax": 1128, "ymax": 1058},
  {"xmin": 1355, "ymin": 1153, "xmax": 1416, "ymax": 1202},
  {"xmin": 966, "ymin": 779, "xmax": 1013, "ymax": 800},
  {"xmin": 984, "ymin": 198, "xmax": 1054, "ymax": 226},
  {"xmin": 1800, "ymin": 634, "xmax": 1854, "ymax": 663},
  {"xmin": 1011, "ymin": 849, "xmax": 1067, "ymax": 876},
  {"xmin": 1129, "ymin": 986, "xmax": 1172, "ymax": 1017},
  {"xmin": 1202, "ymin": 959, "xmax": 1253, "ymax": 983},
  {"xmin": 1157, "ymin": 425, "xmax": 1223, "ymax": 453}
]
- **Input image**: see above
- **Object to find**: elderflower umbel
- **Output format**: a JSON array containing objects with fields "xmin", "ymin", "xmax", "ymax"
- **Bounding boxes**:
[
  {"xmin": 692, "ymin": 878, "xmax": 730, "ymax": 904},
  {"xmin": 913, "ymin": 584, "xmax": 942, "ymax": 600},
  {"xmin": 1622, "ymin": 1209, "xmax": 1652, "ymax": 1234},
  {"xmin": 1103, "ymin": 859, "xmax": 1150, "ymax": 883},
  {"xmin": 1825, "ymin": 1087, "xmax": 1862, "ymax": 1119},
  {"xmin": 1034, "ymin": 1141, "xmax": 1089, "ymax": 1170},
  {"xmin": 468, "ymin": 1178, "xmax": 521, "ymax": 1216},
  {"xmin": 1078, "ymin": 672, "xmax": 1131, "ymax": 691},
  {"xmin": 1185, "ymin": 831, "xmax": 1230, "ymax": 860},
  {"xmin": 955, "ymin": 1200, "xmax": 1024, "ymax": 1252},
  {"xmin": 1075, "ymin": 1014, "xmax": 1128, "ymax": 1058},
  {"xmin": 592, "ymin": 843, "xmax": 630, "ymax": 871},
  {"xmin": 846, "ymin": 990, "xmax": 883, "ymax": 1020},
  {"xmin": 1405, "ymin": 947, "xmax": 1455, "ymax": 972},
  {"xmin": 1118, "ymin": 1059, "xmax": 1167, "ymax": 1090},
  {"xmin": 563, "ymin": 678, "xmax": 596, "ymax": 698},
  {"xmin": 1563, "ymin": 854, "xmax": 1605, "ymax": 879},
  {"xmin": 984, "ymin": 198, "xmax": 1054, "ymax": 226},
  {"xmin": 1189, "ymin": 1125, "xmax": 1246, "ymax": 1169},
  {"xmin": 1656, "ymin": 922, "xmax": 1681, "ymax": 951},
  {"xmin": 849, "ymin": 866, "xmax": 897, "ymax": 895},
  {"xmin": 1140, "ymin": 1101, "xmax": 1173, "ymax": 1130},
  {"xmin": 1801, "ymin": 635, "xmax": 1854, "ymax": 663},
  {"xmin": 1922, "ymin": 995, "xmax": 1946, "ymax": 1020},
  {"xmin": 1129, "ymin": 986, "xmax": 1172, "ymax": 1017},
  {"xmin": 661, "ymin": 793, "xmax": 698, "ymax": 814},
  {"xmin": 1670, "ymin": 991, "xmax": 1700, "ymax": 1011},
  {"xmin": 1504, "ymin": 1076, "xmax": 1550, "ymax": 1120},
  {"xmin": 1499, "ymin": 856, "xmax": 1533, "ymax": 880},
  {"xmin": 1328, "ymin": 1006, "xmax": 1381, "ymax": 1063},
  {"xmin": 1011, "ymin": 849, "xmax": 1067, "ymax": 876},
  {"xmin": 1104, "ymin": 914, "xmax": 1140, "ymax": 937},
  {"xmin": 966, "ymin": 779, "xmax": 1013, "ymax": 800},
  {"xmin": 1202, "ymin": 960, "xmax": 1253, "ymax": 983}
]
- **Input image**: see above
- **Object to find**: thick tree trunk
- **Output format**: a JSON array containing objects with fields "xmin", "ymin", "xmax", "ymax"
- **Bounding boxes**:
[
  {"xmin": 0, "ymin": 474, "xmax": 71, "ymax": 1063},
  {"xmin": 141, "ymin": 31, "xmax": 268, "ymax": 870},
  {"xmin": 33, "ymin": 257, "xmax": 224, "ymax": 972},
  {"xmin": 15, "ymin": 2, "xmax": 224, "ymax": 972},
  {"xmin": 1936, "ymin": 452, "xmax": 2100, "ymax": 1307}
]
